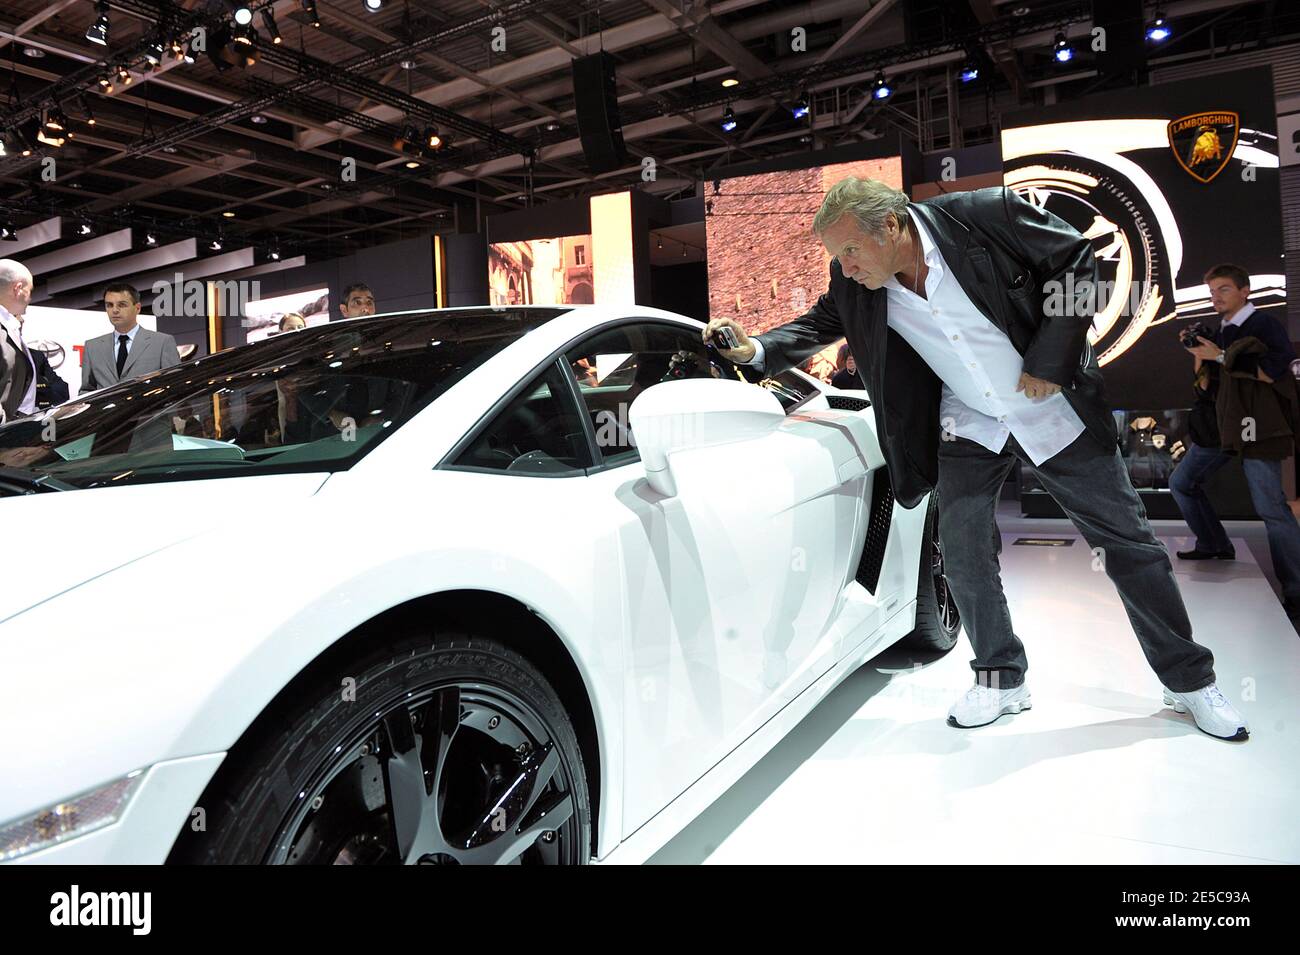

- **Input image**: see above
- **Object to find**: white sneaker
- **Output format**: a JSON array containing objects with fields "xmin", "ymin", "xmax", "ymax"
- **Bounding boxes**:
[
  {"xmin": 947, "ymin": 683, "xmax": 1031, "ymax": 728},
  {"xmin": 1162, "ymin": 683, "xmax": 1250, "ymax": 740}
]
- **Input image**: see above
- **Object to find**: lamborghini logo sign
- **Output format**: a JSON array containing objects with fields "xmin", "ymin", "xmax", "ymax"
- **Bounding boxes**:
[{"xmin": 1167, "ymin": 111, "xmax": 1239, "ymax": 183}]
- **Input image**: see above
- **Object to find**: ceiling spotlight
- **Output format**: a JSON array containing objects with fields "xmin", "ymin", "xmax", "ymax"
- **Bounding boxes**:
[
  {"xmin": 11, "ymin": 129, "xmax": 33, "ymax": 157},
  {"xmin": 1, "ymin": 223, "xmax": 19, "ymax": 241},
  {"xmin": 721, "ymin": 106, "xmax": 737, "ymax": 132},
  {"xmin": 222, "ymin": 211, "xmax": 236, "ymax": 218},
  {"xmin": 232, "ymin": 4, "xmax": 254, "ymax": 26},
  {"xmin": 544, "ymin": 121, "xmax": 560, "ymax": 131},
  {"xmin": 959, "ymin": 58, "xmax": 979, "ymax": 82},
  {"xmin": 1053, "ymin": 32, "xmax": 1074, "ymax": 63},
  {"xmin": 250, "ymin": 114, "xmax": 268, "ymax": 124},
  {"xmin": 43, "ymin": 104, "xmax": 68, "ymax": 132},
  {"xmin": 268, "ymin": 247, "xmax": 281, "ymax": 261},
  {"xmin": 23, "ymin": 47, "xmax": 45, "ymax": 59},
  {"xmin": 76, "ymin": 221, "xmax": 94, "ymax": 236},
  {"xmin": 232, "ymin": 22, "xmax": 256, "ymax": 46},
  {"xmin": 86, "ymin": 1, "xmax": 110, "ymax": 46},
  {"xmin": 145, "ymin": 38, "xmax": 168, "ymax": 67},
  {"xmin": 364, "ymin": 0, "xmax": 384, "ymax": 11},
  {"xmin": 1146, "ymin": 10, "xmax": 1171, "ymax": 42},
  {"xmin": 209, "ymin": 237, "xmax": 224, "ymax": 251},
  {"xmin": 424, "ymin": 127, "xmax": 442, "ymax": 149},
  {"xmin": 872, "ymin": 70, "xmax": 892, "ymax": 100},
  {"xmin": 721, "ymin": 77, "xmax": 739, "ymax": 88},
  {"xmin": 170, "ymin": 37, "xmax": 186, "ymax": 61},
  {"xmin": 80, "ymin": 95, "xmax": 97, "ymax": 126},
  {"xmin": 182, "ymin": 38, "xmax": 197, "ymax": 64},
  {"xmin": 262, "ymin": 10, "xmax": 282, "ymax": 44},
  {"xmin": 792, "ymin": 93, "xmax": 809, "ymax": 120},
  {"xmin": 144, "ymin": 232, "xmax": 158, "ymax": 246},
  {"xmin": 98, "ymin": 73, "xmax": 114, "ymax": 92},
  {"xmin": 301, "ymin": 0, "xmax": 321, "ymax": 28},
  {"xmin": 116, "ymin": 64, "xmax": 132, "ymax": 84},
  {"xmin": 36, "ymin": 112, "xmax": 67, "ymax": 147},
  {"xmin": 404, "ymin": 159, "xmax": 420, "ymax": 169}
]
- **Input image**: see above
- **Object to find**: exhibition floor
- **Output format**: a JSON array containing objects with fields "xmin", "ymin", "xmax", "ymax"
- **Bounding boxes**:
[{"xmin": 649, "ymin": 504, "xmax": 1300, "ymax": 865}]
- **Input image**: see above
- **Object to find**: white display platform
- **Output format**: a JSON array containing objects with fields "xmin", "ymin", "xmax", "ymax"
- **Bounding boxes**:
[{"xmin": 650, "ymin": 522, "xmax": 1300, "ymax": 865}]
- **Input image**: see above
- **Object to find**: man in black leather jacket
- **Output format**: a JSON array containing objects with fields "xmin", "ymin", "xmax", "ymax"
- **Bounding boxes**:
[{"xmin": 703, "ymin": 177, "xmax": 1246, "ymax": 741}]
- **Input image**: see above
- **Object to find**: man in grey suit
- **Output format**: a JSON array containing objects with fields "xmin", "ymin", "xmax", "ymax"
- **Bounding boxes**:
[
  {"xmin": 81, "ymin": 282, "xmax": 180, "ymax": 394},
  {"xmin": 0, "ymin": 258, "xmax": 38, "ymax": 425}
]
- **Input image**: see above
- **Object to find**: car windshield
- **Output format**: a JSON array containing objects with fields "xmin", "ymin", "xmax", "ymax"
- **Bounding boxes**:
[{"xmin": 0, "ymin": 308, "xmax": 568, "ymax": 490}]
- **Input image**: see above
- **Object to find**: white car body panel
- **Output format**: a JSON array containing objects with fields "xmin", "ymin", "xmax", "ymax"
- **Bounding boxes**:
[{"xmin": 0, "ymin": 305, "xmax": 930, "ymax": 863}]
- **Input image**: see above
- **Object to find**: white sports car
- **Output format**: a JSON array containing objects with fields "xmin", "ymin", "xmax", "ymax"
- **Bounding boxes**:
[{"xmin": 0, "ymin": 304, "xmax": 958, "ymax": 865}]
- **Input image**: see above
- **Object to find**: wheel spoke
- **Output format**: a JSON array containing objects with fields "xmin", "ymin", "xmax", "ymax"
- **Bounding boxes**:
[
  {"xmin": 463, "ymin": 790, "xmax": 576, "ymax": 866},
  {"xmin": 381, "ymin": 710, "xmax": 437, "ymax": 862},
  {"xmin": 381, "ymin": 686, "xmax": 461, "ymax": 863},
  {"xmin": 424, "ymin": 686, "xmax": 462, "ymax": 805},
  {"xmin": 460, "ymin": 743, "xmax": 561, "ymax": 852}
]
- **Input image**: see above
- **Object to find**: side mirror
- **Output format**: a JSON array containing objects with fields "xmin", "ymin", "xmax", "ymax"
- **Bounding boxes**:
[{"xmin": 628, "ymin": 377, "xmax": 784, "ymax": 497}]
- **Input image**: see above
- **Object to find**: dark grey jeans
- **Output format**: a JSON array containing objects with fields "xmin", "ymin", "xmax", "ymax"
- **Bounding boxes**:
[{"xmin": 935, "ymin": 429, "xmax": 1217, "ymax": 694}]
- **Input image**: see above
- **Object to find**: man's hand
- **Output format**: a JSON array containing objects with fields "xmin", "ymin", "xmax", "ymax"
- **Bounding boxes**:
[
  {"xmin": 701, "ymin": 317, "xmax": 756, "ymax": 363},
  {"xmin": 1016, "ymin": 372, "xmax": 1062, "ymax": 399},
  {"xmin": 1185, "ymin": 335, "xmax": 1224, "ymax": 362}
]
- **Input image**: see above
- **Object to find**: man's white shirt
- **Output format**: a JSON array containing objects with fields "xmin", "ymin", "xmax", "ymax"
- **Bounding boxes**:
[
  {"xmin": 0, "ymin": 303, "xmax": 37, "ymax": 416},
  {"xmin": 113, "ymin": 322, "xmax": 141, "ymax": 356},
  {"xmin": 744, "ymin": 208, "xmax": 1087, "ymax": 466}
]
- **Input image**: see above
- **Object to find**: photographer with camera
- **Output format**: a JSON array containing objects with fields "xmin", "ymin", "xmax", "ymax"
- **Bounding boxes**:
[{"xmin": 1170, "ymin": 263, "xmax": 1300, "ymax": 623}]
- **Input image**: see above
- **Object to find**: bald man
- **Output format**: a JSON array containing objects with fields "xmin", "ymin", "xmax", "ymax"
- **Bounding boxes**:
[{"xmin": 0, "ymin": 258, "xmax": 38, "ymax": 424}]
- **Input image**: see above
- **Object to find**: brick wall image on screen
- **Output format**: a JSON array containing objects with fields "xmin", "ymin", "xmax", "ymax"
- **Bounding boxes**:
[{"xmin": 705, "ymin": 157, "xmax": 904, "ymax": 381}]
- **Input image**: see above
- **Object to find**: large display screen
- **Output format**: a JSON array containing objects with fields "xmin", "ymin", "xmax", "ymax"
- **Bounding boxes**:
[
  {"xmin": 242, "ymin": 288, "xmax": 331, "ymax": 344},
  {"xmin": 488, "ymin": 235, "xmax": 595, "ymax": 306},
  {"xmin": 1001, "ymin": 66, "xmax": 1285, "ymax": 410},
  {"xmin": 705, "ymin": 156, "xmax": 905, "ymax": 382}
]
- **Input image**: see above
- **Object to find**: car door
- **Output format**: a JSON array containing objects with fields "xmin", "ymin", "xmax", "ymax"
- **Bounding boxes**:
[{"xmin": 563, "ymin": 320, "xmax": 874, "ymax": 837}]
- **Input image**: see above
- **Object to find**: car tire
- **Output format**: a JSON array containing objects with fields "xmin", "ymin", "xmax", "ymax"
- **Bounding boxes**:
[
  {"xmin": 900, "ymin": 491, "xmax": 961, "ymax": 652},
  {"xmin": 169, "ymin": 630, "xmax": 591, "ymax": 865}
]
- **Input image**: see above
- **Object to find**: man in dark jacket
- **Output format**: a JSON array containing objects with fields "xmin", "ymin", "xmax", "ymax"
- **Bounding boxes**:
[
  {"xmin": 703, "ymin": 177, "xmax": 1246, "ymax": 740},
  {"xmin": 1171, "ymin": 263, "xmax": 1300, "ymax": 621}
]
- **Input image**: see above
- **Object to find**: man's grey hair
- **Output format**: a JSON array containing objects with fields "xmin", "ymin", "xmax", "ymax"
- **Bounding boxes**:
[
  {"xmin": 0, "ymin": 258, "xmax": 33, "ymax": 287},
  {"xmin": 811, "ymin": 176, "xmax": 910, "ymax": 238}
]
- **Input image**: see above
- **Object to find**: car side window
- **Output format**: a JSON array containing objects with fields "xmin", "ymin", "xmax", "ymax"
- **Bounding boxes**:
[
  {"xmin": 450, "ymin": 361, "xmax": 594, "ymax": 475},
  {"xmin": 565, "ymin": 323, "xmax": 725, "ymax": 466}
]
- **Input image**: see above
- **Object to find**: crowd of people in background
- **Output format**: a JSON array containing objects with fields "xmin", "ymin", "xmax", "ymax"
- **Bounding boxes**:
[{"xmin": 0, "ymin": 259, "xmax": 381, "ymax": 427}]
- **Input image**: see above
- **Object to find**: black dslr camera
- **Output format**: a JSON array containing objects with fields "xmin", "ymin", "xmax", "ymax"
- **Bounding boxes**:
[{"xmin": 1179, "ymin": 321, "xmax": 1214, "ymax": 349}]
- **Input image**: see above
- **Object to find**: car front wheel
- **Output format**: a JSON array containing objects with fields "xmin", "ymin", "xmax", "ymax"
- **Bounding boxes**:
[{"xmin": 170, "ymin": 631, "xmax": 591, "ymax": 865}]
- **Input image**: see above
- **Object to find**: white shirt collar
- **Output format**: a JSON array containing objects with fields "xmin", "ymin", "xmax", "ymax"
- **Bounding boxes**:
[
  {"xmin": 882, "ymin": 207, "xmax": 941, "ymax": 293},
  {"xmin": 115, "ymin": 322, "xmax": 141, "ymax": 342},
  {"xmin": 1222, "ymin": 302, "xmax": 1256, "ymax": 327},
  {"xmin": 0, "ymin": 302, "xmax": 19, "ymax": 334}
]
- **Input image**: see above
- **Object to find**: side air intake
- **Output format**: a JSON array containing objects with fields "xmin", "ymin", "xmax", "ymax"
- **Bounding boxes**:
[{"xmin": 855, "ymin": 466, "xmax": 893, "ymax": 595}]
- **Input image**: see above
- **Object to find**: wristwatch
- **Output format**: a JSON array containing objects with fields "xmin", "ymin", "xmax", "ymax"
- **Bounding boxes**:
[{"xmin": 1214, "ymin": 353, "xmax": 1226, "ymax": 364}]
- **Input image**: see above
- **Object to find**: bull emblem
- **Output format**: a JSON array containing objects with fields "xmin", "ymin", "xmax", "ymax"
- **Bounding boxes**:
[
  {"xmin": 1167, "ymin": 111, "xmax": 1239, "ymax": 184},
  {"xmin": 1188, "ymin": 126, "xmax": 1222, "ymax": 167}
]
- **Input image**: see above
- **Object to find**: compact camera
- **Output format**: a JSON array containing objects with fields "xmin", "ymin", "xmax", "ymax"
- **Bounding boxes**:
[
  {"xmin": 710, "ymin": 326, "xmax": 740, "ymax": 350},
  {"xmin": 1179, "ymin": 321, "xmax": 1214, "ymax": 349}
]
